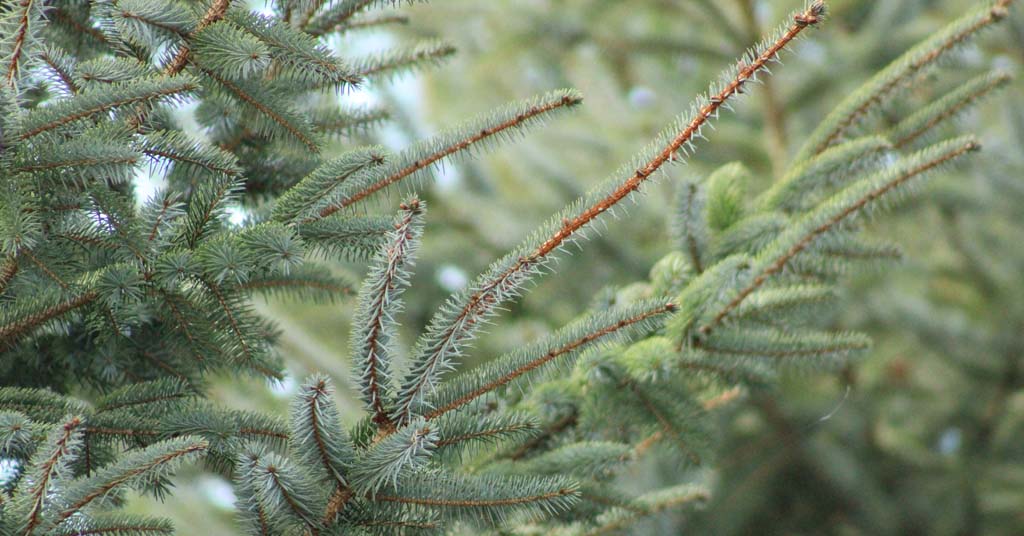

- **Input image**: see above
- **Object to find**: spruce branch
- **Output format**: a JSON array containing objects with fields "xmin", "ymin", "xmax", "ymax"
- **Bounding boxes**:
[
  {"xmin": 698, "ymin": 136, "xmax": 980, "ymax": 340},
  {"xmin": 434, "ymin": 413, "xmax": 538, "ymax": 455},
  {"xmin": 196, "ymin": 65, "xmax": 320, "ymax": 152},
  {"xmin": 37, "ymin": 45, "xmax": 79, "ymax": 95},
  {"xmin": 1, "ymin": 0, "xmax": 43, "ymax": 88},
  {"xmin": 584, "ymin": 484, "xmax": 709, "ymax": 536},
  {"xmin": 794, "ymin": 0, "xmax": 1013, "ymax": 160},
  {"xmin": 55, "ymin": 438, "xmax": 207, "ymax": 525},
  {"xmin": 239, "ymin": 266, "xmax": 355, "ymax": 303},
  {"xmin": 94, "ymin": 378, "xmax": 195, "ymax": 415},
  {"xmin": 374, "ymin": 472, "xmax": 578, "ymax": 524},
  {"xmin": 759, "ymin": 136, "xmax": 892, "ymax": 213},
  {"xmin": 13, "ymin": 76, "xmax": 198, "ymax": 141},
  {"xmin": 0, "ymin": 255, "xmax": 18, "ymax": 294},
  {"xmin": 273, "ymin": 148, "xmax": 386, "ymax": 224},
  {"xmin": 0, "ymin": 288, "xmax": 98, "ymax": 348},
  {"xmin": 304, "ymin": 0, "xmax": 382, "ymax": 36},
  {"xmin": 235, "ymin": 446, "xmax": 324, "ymax": 534},
  {"xmin": 338, "ymin": 13, "xmax": 410, "ymax": 32},
  {"xmin": 673, "ymin": 181, "xmax": 707, "ymax": 273},
  {"xmin": 312, "ymin": 89, "xmax": 581, "ymax": 220},
  {"xmin": 352, "ymin": 198, "xmax": 425, "ymax": 428},
  {"xmin": 227, "ymin": 10, "xmax": 361, "ymax": 89},
  {"xmin": 290, "ymin": 375, "xmax": 356, "ymax": 492},
  {"xmin": 424, "ymin": 300, "xmax": 676, "ymax": 421},
  {"xmin": 163, "ymin": 0, "xmax": 232, "ymax": 76},
  {"xmin": 393, "ymin": 3, "xmax": 825, "ymax": 425},
  {"xmin": 14, "ymin": 415, "xmax": 84, "ymax": 536},
  {"xmin": 49, "ymin": 515, "xmax": 174, "ymax": 536},
  {"xmin": 351, "ymin": 419, "xmax": 437, "ymax": 494},
  {"xmin": 890, "ymin": 70, "xmax": 1011, "ymax": 148},
  {"xmin": 351, "ymin": 40, "xmax": 456, "ymax": 80}
]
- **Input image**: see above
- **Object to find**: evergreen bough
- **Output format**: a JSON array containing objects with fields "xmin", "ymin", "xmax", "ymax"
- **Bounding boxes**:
[{"xmin": 0, "ymin": 0, "xmax": 1016, "ymax": 534}]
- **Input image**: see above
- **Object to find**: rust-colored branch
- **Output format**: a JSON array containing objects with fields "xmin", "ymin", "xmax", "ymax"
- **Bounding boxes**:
[
  {"xmin": 22, "ymin": 417, "xmax": 82, "ymax": 536},
  {"xmin": 3, "ymin": 0, "xmax": 37, "ymax": 88},
  {"xmin": 359, "ymin": 200, "xmax": 421, "ymax": 428},
  {"xmin": 312, "ymin": 95, "xmax": 581, "ymax": 220},
  {"xmin": 196, "ymin": 66, "xmax": 320, "ymax": 153},
  {"xmin": 401, "ymin": 3, "xmax": 824, "ymax": 420},
  {"xmin": 375, "ymin": 487, "xmax": 576, "ymax": 508},
  {"xmin": 424, "ymin": 302, "xmax": 676, "ymax": 421},
  {"xmin": 306, "ymin": 379, "xmax": 347, "ymax": 489},
  {"xmin": 55, "ymin": 442, "xmax": 207, "ymax": 524},
  {"xmin": 163, "ymin": 0, "xmax": 232, "ymax": 76},
  {"xmin": 0, "ymin": 290, "xmax": 98, "ymax": 346},
  {"xmin": 16, "ymin": 83, "xmax": 198, "ymax": 141},
  {"xmin": 0, "ymin": 256, "xmax": 19, "ymax": 294}
]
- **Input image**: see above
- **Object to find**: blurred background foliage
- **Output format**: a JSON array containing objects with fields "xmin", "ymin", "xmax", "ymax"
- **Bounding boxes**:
[{"xmin": 135, "ymin": 0, "xmax": 1023, "ymax": 533}]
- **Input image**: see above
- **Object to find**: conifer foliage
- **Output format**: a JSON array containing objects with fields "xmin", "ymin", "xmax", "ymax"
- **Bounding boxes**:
[{"xmin": 0, "ymin": 0, "xmax": 1017, "ymax": 534}]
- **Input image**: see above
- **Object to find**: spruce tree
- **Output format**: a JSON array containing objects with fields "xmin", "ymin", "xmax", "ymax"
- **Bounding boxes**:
[{"xmin": 0, "ymin": 0, "xmax": 1018, "ymax": 534}]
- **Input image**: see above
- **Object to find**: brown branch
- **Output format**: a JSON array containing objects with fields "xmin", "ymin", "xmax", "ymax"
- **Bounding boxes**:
[
  {"xmin": 305, "ymin": 379, "xmax": 347, "ymax": 489},
  {"xmin": 699, "ymin": 139, "xmax": 979, "ymax": 339},
  {"xmin": 3, "ymin": 0, "xmax": 37, "ymax": 88},
  {"xmin": 16, "ymin": 83, "xmax": 198, "ymax": 141},
  {"xmin": 312, "ymin": 94, "xmax": 580, "ymax": 220},
  {"xmin": 375, "ymin": 487, "xmax": 576, "ymax": 508},
  {"xmin": 142, "ymin": 148, "xmax": 239, "ymax": 177},
  {"xmin": 398, "ymin": 4, "xmax": 823, "ymax": 421},
  {"xmin": 436, "ymin": 422, "xmax": 534, "ymax": 449},
  {"xmin": 14, "ymin": 157, "xmax": 138, "ymax": 173},
  {"xmin": 0, "ymin": 290, "xmax": 98, "ymax": 346},
  {"xmin": 55, "ymin": 442, "xmax": 207, "ymax": 524},
  {"xmin": 358, "ymin": 199, "xmax": 422, "ymax": 428},
  {"xmin": 196, "ymin": 65, "xmax": 320, "ymax": 153},
  {"xmin": 39, "ymin": 49, "xmax": 79, "ymax": 94},
  {"xmin": 0, "ymin": 256, "xmax": 18, "ymax": 294},
  {"xmin": 163, "ymin": 0, "xmax": 231, "ymax": 76},
  {"xmin": 22, "ymin": 417, "xmax": 83, "ymax": 536},
  {"xmin": 323, "ymin": 487, "xmax": 354, "ymax": 524},
  {"xmin": 424, "ymin": 302, "xmax": 676, "ymax": 421}
]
